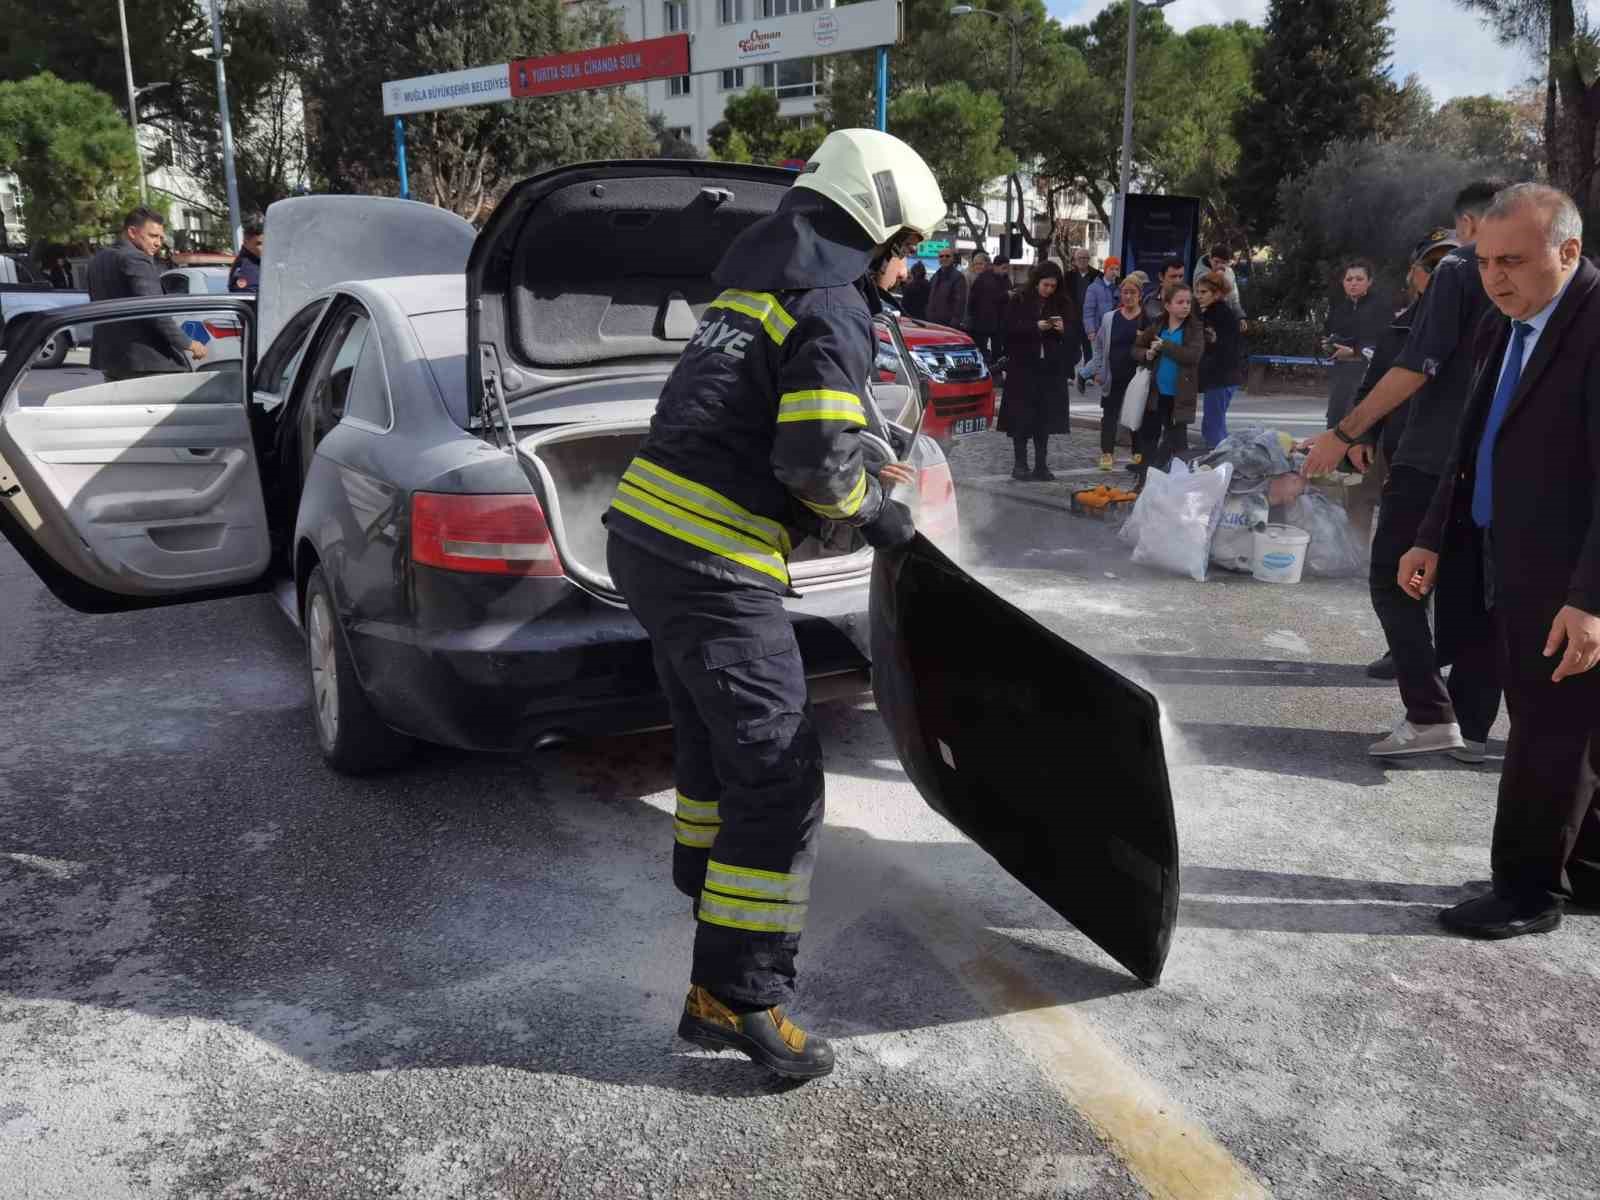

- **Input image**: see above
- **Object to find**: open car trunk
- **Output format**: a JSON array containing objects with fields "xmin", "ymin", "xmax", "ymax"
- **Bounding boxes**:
[{"xmin": 518, "ymin": 418, "xmax": 875, "ymax": 601}]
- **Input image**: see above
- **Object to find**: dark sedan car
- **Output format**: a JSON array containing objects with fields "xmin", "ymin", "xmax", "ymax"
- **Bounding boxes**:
[{"xmin": 0, "ymin": 165, "xmax": 958, "ymax": 774}]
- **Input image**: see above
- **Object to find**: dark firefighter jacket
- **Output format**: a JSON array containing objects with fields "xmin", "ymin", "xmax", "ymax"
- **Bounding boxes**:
[{"xmin": 605, "ymin": 190, "xmax": 889, "ymax": 593}]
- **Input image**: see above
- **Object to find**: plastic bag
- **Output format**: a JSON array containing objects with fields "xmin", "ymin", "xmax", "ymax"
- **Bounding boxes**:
[
  {"xmin": 1120, "ymin": 367, "xmax": 1153, "ymax": 431},
  {"xmin": 1284, "ymin": 490, "xmax": 1367, "ymax": 577},
  {"xmin": 1195, "ymin": 428, "xmax": 1294, "ymax": 488},
  {"xmin": 1211, "ymin": 487, "xmax": 1269, "ymax": 573},
  {"xmin": 1129, "ymin": 460, "xmax": 1235, "ymax": 581}
]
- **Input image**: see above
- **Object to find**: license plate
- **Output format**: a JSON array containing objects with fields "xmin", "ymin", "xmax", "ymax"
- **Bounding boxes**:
[{"xmin": 951, "ymin": 416, "xmax": 986, "ymax": 435}]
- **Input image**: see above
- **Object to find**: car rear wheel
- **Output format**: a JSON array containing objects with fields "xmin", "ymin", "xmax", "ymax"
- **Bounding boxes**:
[
  {"xmin": 34, "ymin": 332, "xmax": 67, "ymax": 369},
  {"xmin": 304, "ymin": 566, "xmax": 413, "ymax": 774}
]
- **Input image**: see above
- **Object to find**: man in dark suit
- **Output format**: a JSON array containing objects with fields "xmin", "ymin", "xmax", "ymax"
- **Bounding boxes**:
[
  {"xmin": 86, "ymin": 207, "xmax": 206, "ymax": 380},
  {"xmin": 1402, "ymin": 182, "xmax": 1600, "ymax": 939}
]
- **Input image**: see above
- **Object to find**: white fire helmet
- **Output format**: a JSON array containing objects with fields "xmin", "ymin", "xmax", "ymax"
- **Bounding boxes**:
[{"xmin": 793, "ymin": 129, "xmax": 946, "ymax": 249}]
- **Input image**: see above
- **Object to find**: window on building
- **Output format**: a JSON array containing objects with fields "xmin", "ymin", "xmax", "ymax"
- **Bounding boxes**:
[
  {"xmin": 719, "ymin": 68, "xmax": 745, "ymax": 91},
  {"xmin": 718, "ymin": 0, "xmax": 744, "ymax": 24},
  {"xmin": 664, "ymin": 0, "xmax": 688, "ymax": 32},
  {"xmin": 760, "ymin": 0, "xmax": 824, "ymax": 15},
  {"xmin": 760, "ymin": 57, "xmax": 820, "ymax": 99},
  {"xmin": 667, "ymin": 126, "xmax": 693, "ymax": 144},
  {"xmin": 669, "ymin": 74, "xmax": 692, "ymax": 97}
]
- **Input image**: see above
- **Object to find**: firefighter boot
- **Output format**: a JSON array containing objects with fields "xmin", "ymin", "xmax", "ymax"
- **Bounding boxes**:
[{"xmin": 678, "ymin": 985, "xmax": 835, "ymax": 1080}]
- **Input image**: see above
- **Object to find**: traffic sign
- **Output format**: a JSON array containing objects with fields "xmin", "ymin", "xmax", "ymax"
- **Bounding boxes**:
[{"xmin": 916, "ymin": 239, "xmax": 950, "ymax": 256}]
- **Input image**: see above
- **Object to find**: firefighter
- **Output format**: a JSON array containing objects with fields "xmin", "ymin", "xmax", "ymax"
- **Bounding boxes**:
[{"xmin": 603, "ymin": 130, "xmax": 945, "ymax": 1080}]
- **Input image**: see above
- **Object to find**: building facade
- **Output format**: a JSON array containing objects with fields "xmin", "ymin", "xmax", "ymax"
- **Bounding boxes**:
[{"xmin": 614, "ymin": 0, "xmax": 830, "ymax": 150}]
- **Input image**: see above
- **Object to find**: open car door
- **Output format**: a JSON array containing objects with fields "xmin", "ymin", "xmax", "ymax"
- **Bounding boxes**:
[
  {"xmin": 870, "ymin": 536, "xmax": 1178, "ymax": 985},
  {"xmin": 0, "ymin": 298, "xmax": 274, "ymax": 614}
]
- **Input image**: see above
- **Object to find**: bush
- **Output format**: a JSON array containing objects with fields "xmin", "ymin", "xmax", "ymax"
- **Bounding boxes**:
[{"xmin": 1266, "ymin": 138, "xmax": 1517, "ymax": 320}]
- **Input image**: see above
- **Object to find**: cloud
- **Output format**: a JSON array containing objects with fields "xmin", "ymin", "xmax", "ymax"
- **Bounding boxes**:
[{"xmin": 1045, "ymin": 0, "xmax": 1542, "ymax": 101}]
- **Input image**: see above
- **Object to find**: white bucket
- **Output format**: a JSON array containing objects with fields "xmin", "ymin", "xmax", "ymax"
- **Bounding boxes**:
[{"xmin": 1251, "ymin": 523, "xmax": 1311, "ymax": 584}]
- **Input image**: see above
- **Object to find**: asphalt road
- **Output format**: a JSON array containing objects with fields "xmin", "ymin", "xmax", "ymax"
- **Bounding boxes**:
[{"xmin": 2, "ymin": 448, "xmax": 1597, "ymax": 1199}]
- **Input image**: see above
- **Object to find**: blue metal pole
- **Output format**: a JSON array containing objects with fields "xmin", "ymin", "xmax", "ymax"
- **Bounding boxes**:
[
  {"xmin": 394, "ymin": 118, "xmax": 410, "ymax": 200},
  {"xmin": 875, "ymin": 47, "xmax": 889, "ymax": 131}
]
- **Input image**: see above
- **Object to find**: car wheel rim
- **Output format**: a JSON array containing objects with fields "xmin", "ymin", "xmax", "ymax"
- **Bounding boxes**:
[
  {"xmin": 308, "ymin": 593, "xmax": 339, "ymax": 746},
  {"xmin": 37, "ymin": 337, "xmax": 56, "ymax": 362}
]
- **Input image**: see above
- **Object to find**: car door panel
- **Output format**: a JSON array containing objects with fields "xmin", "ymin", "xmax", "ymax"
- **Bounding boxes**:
[
  {"xmin": 0, "ymin": 298, "xmax": 273, "ymax": 612},
  {"xmin": 870, "ymin": 534, "xmax": 1178, "ymax": 986}
]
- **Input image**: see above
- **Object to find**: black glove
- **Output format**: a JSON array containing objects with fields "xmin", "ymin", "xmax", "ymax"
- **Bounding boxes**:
[{"xmin": 861, "ymin": 499, "xmax": 915, "ymax": 551}]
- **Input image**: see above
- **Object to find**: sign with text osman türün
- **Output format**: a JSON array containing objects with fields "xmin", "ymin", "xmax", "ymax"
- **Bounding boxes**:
[{"xmin": 691, "ymin": 0, "xmax": 900, "ymax": 73}]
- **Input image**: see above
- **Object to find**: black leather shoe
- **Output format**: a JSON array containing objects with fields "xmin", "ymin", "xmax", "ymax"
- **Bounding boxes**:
[
  {"xmin": 1366, "ymin": 651, "xmax": 1396, "ymax": 680},
  {"xmin": 1011, "ymin": 464, "xmax": 1031, "ymax": 480},
  {"xmin": 678, "ymin": 985, "xmax": 835, "ymax": 1079},
  {"xmin": 1439, "ymin": 892, "xmax": 1562, "ymax": 939},
  {"xmin": 1031, "ymin": 467, "xmax": 1056, "ymax": 482}
]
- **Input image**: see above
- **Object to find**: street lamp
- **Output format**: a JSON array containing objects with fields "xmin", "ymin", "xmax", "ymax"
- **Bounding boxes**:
[
  {"xmin": 116, "ymin": 0, "xmax": 150, "ymax": 205},
  {"xmin": 950, "ymin": 5, "xmax": 1024, "ymax": 259},
  {"xmin": 1111, "ymin": 0, "xmax": 1182, "ymax": 261},
  {"xmin": 194, "ymin": 0, "xmax": 243, "ymax": 253}
]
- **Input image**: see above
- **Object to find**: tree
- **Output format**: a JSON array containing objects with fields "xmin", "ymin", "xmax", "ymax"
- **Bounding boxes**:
[
  {"xmin": 0, "ymin": 0, "xmax": 298, "ymax": 214},
  {"xmin": 889, "ymin": 83, "xmax": 1013, "ymax": 205},
  {"xmin": 0, "ymin": 73, "xmax": 146, "ymax": 246},
  {"xmin": 649, "ymin": 113, "xmax": 699, "ymax": 160},
  {"xmin": 304, "ymin": 0, "xmax": 656, "ymax": 218},
  {"xmin": 1453, "ymin": 1, "xmax": 1596, "ymax": 213},
  {"xmin": 1231, "ymin": 0, "xmax": 1400, "ymax": 239},
  {"xmin": 709, "ymin": 89, "xmax": 787, "ymax": 163},
  {"xmin": 1266, "ymin": 138, "xmax": 1506, "ymax": 319},
  {"xmin": 1426, "ymin": 93, "xmax": 1544, "ymax": 177}
]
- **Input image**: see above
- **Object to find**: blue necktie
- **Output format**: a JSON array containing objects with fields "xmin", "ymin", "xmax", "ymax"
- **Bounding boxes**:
[{"xmin": 1471, "ymin": 321, "xmax": 1532, "ymax": 528}]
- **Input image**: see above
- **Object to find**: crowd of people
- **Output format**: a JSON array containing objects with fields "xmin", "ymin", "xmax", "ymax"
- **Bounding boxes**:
[
  {"xmin": 888, "ymin": 181, "xmax": 1600, "ymax": 944},
  {"xmin": 893, "ymin": 241, "xmax": 1251, "ymax": 482}
]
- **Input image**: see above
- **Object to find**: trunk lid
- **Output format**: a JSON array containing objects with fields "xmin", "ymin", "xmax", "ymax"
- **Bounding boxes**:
[{"xmin": 466, "ymin": 160, "xmax": 798, "ymax": 423}]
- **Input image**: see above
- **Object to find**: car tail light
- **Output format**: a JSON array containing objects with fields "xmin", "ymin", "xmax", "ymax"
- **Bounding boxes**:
[
  {"xmin": 202, "ymin": 319, "xmax": 240, "ymax": 339},
  {"xmin": 916, "ymin": 462, "xmax": 959, "ymax": 542},
  {"xmin": 411, "ymin": 492, "xmax": 563, "ymax": 577}
]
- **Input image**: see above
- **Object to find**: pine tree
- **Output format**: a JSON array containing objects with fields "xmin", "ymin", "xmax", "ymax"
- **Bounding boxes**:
[{"xmin": 1230, "ymin": 0, "xmax": 1398, "ymax": 239}]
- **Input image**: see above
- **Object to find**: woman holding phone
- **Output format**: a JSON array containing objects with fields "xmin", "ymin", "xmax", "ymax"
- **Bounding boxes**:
[{"xmin": 999, "ymin": 260, "xmax": 1076, "ymax": 480}]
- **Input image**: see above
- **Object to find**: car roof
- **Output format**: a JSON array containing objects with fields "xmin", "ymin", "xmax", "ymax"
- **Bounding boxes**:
[{"xmin": 343, "ymin": 274, "xmax": 466, "ymax": 317}]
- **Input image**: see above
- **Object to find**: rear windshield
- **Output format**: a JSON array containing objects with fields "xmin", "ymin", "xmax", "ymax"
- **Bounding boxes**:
[{"xmin": 409, "ymin": 309, "xmax": 469, "ymax": 426}]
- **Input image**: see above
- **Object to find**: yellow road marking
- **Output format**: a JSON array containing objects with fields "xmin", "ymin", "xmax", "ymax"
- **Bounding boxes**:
[{"xmin": 897, "ymin": 885, "xmax": 1271, "ymax": 1200}]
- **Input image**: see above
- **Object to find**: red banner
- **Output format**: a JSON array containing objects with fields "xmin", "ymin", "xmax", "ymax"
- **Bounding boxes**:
[{"xmin": 510, "ymin": 34, "xmax": 691, "ymax": 98}]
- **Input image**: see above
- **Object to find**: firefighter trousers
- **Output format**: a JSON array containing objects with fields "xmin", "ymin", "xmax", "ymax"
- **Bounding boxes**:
[{"xmin": 606, "ymin": 534, "xmax": 826, "ymax": 1011}]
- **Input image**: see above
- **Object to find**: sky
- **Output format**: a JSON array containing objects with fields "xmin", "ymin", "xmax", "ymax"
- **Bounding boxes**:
[{"xmin": 1047, "ymin": 0, "xmax": 1547, "ymax": 102}]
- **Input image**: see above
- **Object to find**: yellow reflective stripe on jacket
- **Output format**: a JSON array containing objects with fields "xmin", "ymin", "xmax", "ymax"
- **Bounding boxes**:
[
  {"xmin": 705, "ymin": 859, "xmax": 811, "ymax": 903},
  {"xmin": 697, "ymin": 890, "xmax": 809, "ymax": 934},
  {"xmin": 800, "ymin": 469, "xmax": 868, "ymax": 520},
  {"xmin": 708, "ymin": 289, "xmax": 797, "ymax": 346},
  {"xmin": 611, "ymin": 486, "xmax": 790, "ymax": 587},
  {"xmin": 776, "ymin": 388, "xmax": 867, "ymax": 427},
  {"xmin": 625, "ymin": 457, "xmax": 791, "ymax": 555},
  {"xmin": 673, "ymin": 791, "xmax": 720, "ymax": 850}
]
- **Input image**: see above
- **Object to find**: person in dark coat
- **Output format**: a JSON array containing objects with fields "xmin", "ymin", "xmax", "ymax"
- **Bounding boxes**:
[
  {"xmin": 1323, "ymin": 259, "xmax": 1391, "ymax": 428},
  {"xmin": 1195, "ymin": 269, "xmax": 1244, "ymax": 449},
  {"xmin": 1304, "ymin": 180, "xmax": 1507, "ymax": 764},
  {"xmin": 965, "ymin": 254, "xmax": 1011, "ymax": 365},
  {"xmin": 86, "ymin": 207, "xmax": 206, "ymax": 380},
  {"xmin": 1067, "ymin": 247, "xmax": 1098, "ymax": 380},
  {"xmin": 901, "ymin": 261, "xmax": 930, "ymax": 319},
  {"xmin": 1404, "ymin": 184, "xmax": 1600, "ymax": 940},
  {"xmin": 1350, "ymin": 229, "xmax": 1461, "ymax": 683},
  {"xmin": 998, "ymin": 260, "xmax": 1075, "ymax": 481},
  {"xmin": 1131, "ymin": 281, "xmax": 1204, "ymax": 483},
  {"xmin": 925, "ymin": 249, "xmax": 969, "ymax": 328},
  {"xmin": 228, "ymin": 221, "xmax": 263, "ymax": 293}
]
